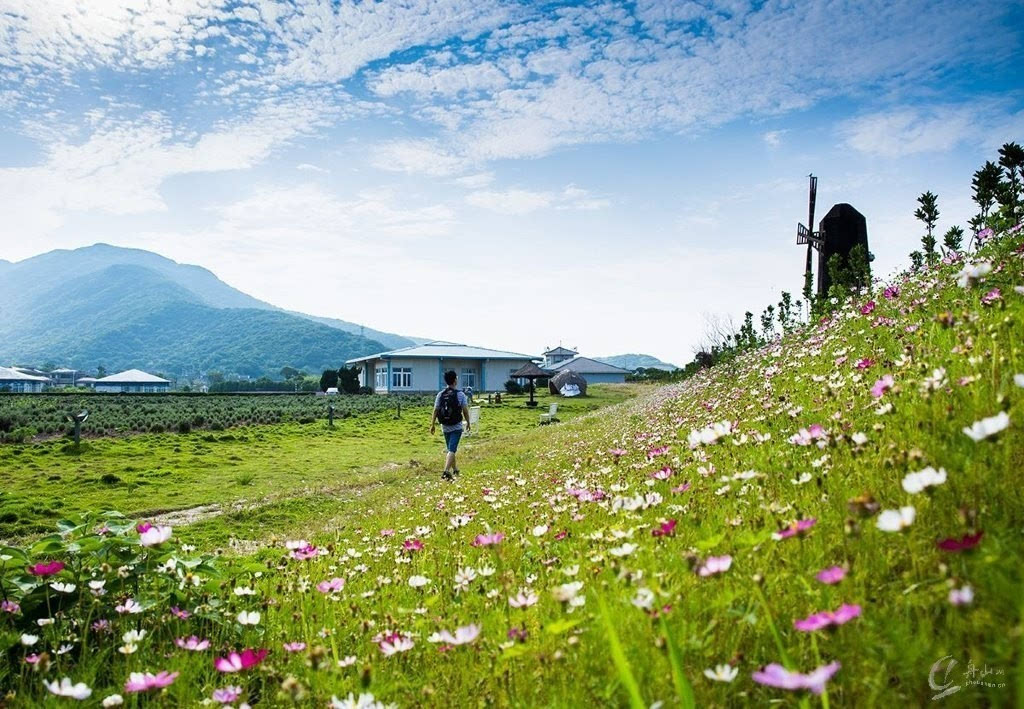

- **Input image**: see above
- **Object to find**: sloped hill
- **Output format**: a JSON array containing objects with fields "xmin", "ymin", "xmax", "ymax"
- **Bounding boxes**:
[{"xmin": 597, "ymin": 352, "xmax": 678, "ymax": 371}]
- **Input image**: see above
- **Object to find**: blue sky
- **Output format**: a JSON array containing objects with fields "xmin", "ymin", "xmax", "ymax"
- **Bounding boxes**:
[{"xmin": 1, "ymin": 0, "xmax": 1022, "ymax": 365}]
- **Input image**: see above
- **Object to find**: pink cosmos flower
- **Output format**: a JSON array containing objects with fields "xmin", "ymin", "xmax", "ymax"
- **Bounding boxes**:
[
  {"xmin": 870, "ymin": 374, "xmax": 894, "ymax": 398},
  {"xmin": 651, "ymin": 519, "xmax": 677, "ymax": 537},
  {"xmin": 139, "ymin": 525, "xmax": 172, "ymax": 547},
  {"xmin": 214, "ymin": 649, "xmax": 268, "ymax": 673},
  {"xmin": 1, "ymin": 600, "xmax": 20, "ymax": 614},
  {"xmin": 937, "ymin": 532, "xmax": 983, "ymax": 552},
  {"xmin": 855, "ymin": 357, "xmax": 875, "ymax": 370},
  {"xmin": 883, "ymin": 286, "xmax": 900, "ymax": 300},
  {"xmin": 317, "ymin": 577, "xmax": 346, "ymax": 593},
  {"xmin": 977, "ymin": 227, "xmax": 994, "ymax": 242},
  {"xmin": 91, "ymin": 619, "xmax": 110, "ymax": 633},
  {"xmin": 170, "ymin": 606, "xmax": 191, "ymax": 620},
  {"xmin": 646, "ymin": 445, "xmax": 670, "ymax": 458},
  {"xmin": 471, "ymin": 532, "xmax": 505, "ymax": 547},
  {"xmin": 378, "ymin": 632, "xmax": 414, "ymax": 656},
  {"xmin": 697, "ymin": 555, "xmax": 732, "ymax": 577},
  {"xmin": 380, "ymin": 529, "xmax": 395, "ymax": 537},
  {"xmin": 794, "ymin": 603, "xmax": 861, "ymax": 632},
  {"xmin": 671, "ymin": 482, "xmax": 692, "ymax": 494},
  {"xmin": 860, "ymin": 301, "xmax": 876, "ymax": 315},
  {"xmin": 28, "ymin": 561, "xmax": 65, "ymax": 577},
  {"xmin": 430, "ymin": 624, "xmax": 480, "ymax": 646},
  {"xmin": 772, "ymin": 518, "xmax": 817, "ymax": 540},
  {"xmin": 212, "ymin": 686, "xmax": 243, "ymax": 704},
  {"xmin": 609, "ymin": 448, "xmax": 627, "ymax": 462},
  {"xmin": 25, "ymin": 653, "xmax": 40, "ymax": 664},
  {"xmin": 136, "ymin": 522, "xmax": 153, "ymax": 533},
  {"xmin": 554, "ymin": 530, "xmax": 568, "ymax": 541},
  {"xmin": 651, "ymin": 466, "xmax": 673, "ymax": 480},
  {"xmin": 981, "ymin": 287, "xmax": 1002, "ymax": 306},
  {"xmin": 834, "ymin": 355, "xmax": 848, "ymax": 367},
  {"xmin": 283, "ymin": 642, "xmax": 306, "ymax": 652},
  {"xmin": 753, "ymin": 661, "xmax": 840, "ymax": 695},
  {"xmin": 175, "ymin": 636, "xmax": 210, "ymax": 651},
  {"xmin": 402, "ymin": 539, "xmax": 423, "ymax": 552},
  {"xmin": 290, "ymin": 544, "xmax": 319, "ymax": 560},
  {"xmin": 124, "ymin": 671, "xmax": 179, "ymax": 693},
  {"xmin": 815, "ymin": 566, "xmax": 846, "ymax": 585}
]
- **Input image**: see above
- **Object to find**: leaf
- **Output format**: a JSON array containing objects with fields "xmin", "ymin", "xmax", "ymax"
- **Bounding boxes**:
[
  {"xmin": 544, "ymin": 618, "xmax": 582, "ymax": 636},
  {"xmin": 596, "ymin": 592, "xmax": 646, "ymax": 709},
  {"xmin": 0, "ymin": 546, "xmax": 29, "ymax": 562},
  {"xmin": 695, "ymin": 532, "xmax": 725, "ymax": 552},
  {"xmin": 501, "ymin": 644, "xmax": 532, "ymax": 660},
  {"xmin": 661, "ymin": 617, "xmax": 696, "ymax": 709}
]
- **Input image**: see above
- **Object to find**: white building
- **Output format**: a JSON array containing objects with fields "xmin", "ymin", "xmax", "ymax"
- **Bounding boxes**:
[
  {"xmin": 93, "ymin": 369, "xmax": 171, "ymax": 393},
  {"xmin": 0, "ymin": 366, "xmax": 50, "ymax": 393},
  {"xmin": 544, "ymin": 355, "xmax": 631, "ymax": 384},
  {"xmin": 347, "ymin": 341, "xmax": 537, "ymax": 394}
]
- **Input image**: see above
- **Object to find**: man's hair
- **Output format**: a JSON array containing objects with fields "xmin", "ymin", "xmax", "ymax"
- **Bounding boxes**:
[{"xmin": 444, "ymin": 370, "xmax": 457, "ymax": 386}]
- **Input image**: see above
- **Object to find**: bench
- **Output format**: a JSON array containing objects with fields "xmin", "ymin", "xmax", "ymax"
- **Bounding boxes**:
[
  {"xmin": 539, "ymin": 403, "xmax": 558, "ymax": 425},
  {"xmin": 466, "ymin": 406, "xmax": 481, "ymax": 435}
]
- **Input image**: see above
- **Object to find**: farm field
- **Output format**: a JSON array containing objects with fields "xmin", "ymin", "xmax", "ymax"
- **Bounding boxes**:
[
  {"xmin": 0, "ymin": 387, "xmax": 635, "ymax": 545},
  {"xmin": 1, "ymin": 226, "xmax": 1023, "ymax": 707},
  {"xmin": 0, "ymin": 392, "xmax": 436, "ymax": 442}
]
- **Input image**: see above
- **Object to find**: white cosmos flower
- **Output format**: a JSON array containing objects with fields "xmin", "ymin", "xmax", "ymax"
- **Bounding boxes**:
[
  {"xmin": 329, "ymin": 692, "xmax": 396, "ymax": 709},
  {"xmin": 101, "ymin": 695, "xmax": 124, "ymax": 707},
  {"xmin": 532, "ymin": 525, "xmax": 549, "ymax": 537},
  {"xmin": 631, "ymin": 588, "xmax": 655, "ymax": 610},
  {"xmin": 508, "ymin": 589, "xmax": 538, "ymax": 608},
  {"xmin": 902, "ymin": 467, "xmax": 947, "ymax": 494},
  {"xmin": 1014, "ymin": 374, "xmax": 1024, "ymax": 388},
  {"xmin": 236, "ymin": 610, "xmax": 261, "ymax": 625},
  {"xmin": 552, "ymin": 581, "xmax": 584, "ymax": 602},
  {"xmin": 851, "ymin": 432, "xmax": 868, "ymax": 446},
  {"xmin": 43, "ymin": 677, "xmax": 92, "ymax": 700},
  {"xmin": 956, "ymin": 261, "xmax": 992, "ymax": 288},
  {"xmin": 50, "ymin": 582, "xmax": 76, "ymax": 593},
  {"xmin": 949, "ymin": 585, "xmax": 974, "ymax": 606},
  {"xmin": 122, "ymin": 629, "xmax": 146, "ymax": 644},
  {"xmin": 408, "ymin": 575, "xmax": 430, "ymax": 588},
  {"xmin": 876, "ymin": 506, "xmax": 916, "ymax": 532},
  {"xmin": 21, "ymin": 633, "xmax": 39, "ymax": 646},
  {"xmin": 233, "ymin": 586, "xmax": 256, "ymax": 596},
  {"xmin": 429, "ymin": 624, "xmax": 480, "ymax": 645},
  {"xmin": 139, "ymin": 525, "xmax": 172, "ymax": 547},
  {"xmin": 703, "ymin": 664, "xmax": 739, "ymax": 682},
  {"xmin": 609, "ymin": 543, "xmax": 637, "ymax": 557},
  {"xmin": 963, "ymin": 411, "xmax": 1010, "ymax": 441},
  {"xmin": 791, "ymin": 473, "xmax": 812, "ymax": 485}
]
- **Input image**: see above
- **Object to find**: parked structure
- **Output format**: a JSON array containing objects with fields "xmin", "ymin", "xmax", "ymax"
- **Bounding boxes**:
[
  {"xmin": 50, "ymin": 367, "xmax": 80, "ymax": 387},
  {"xmin": 347, "ymin": 342, "xmax": 536, "ymax": 394},
  {"xmin": 0, "ymin": 366, "xmax": 50, "ymax": 393},
  {"xmin": 93, "ymin": 369, "xmax": 171, "ymax": 393},
  {"xmin": 541, "ymin": 346, "xmax": 578, "ymax": 368}
]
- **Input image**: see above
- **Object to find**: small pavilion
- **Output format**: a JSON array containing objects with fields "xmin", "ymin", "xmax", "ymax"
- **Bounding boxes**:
[{"xmin": 510, "ymin": 361, "xmax": 551, "ymax": 407}]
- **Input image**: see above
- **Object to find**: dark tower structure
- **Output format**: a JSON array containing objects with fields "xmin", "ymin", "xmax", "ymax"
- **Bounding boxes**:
[{"xmin": 816, "ymin": 203, "xmax": 869, "ymax": 296}]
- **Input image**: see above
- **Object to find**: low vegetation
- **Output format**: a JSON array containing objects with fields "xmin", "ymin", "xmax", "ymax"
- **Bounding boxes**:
[{"xmin": 1, "ymin": 220, "xmax": 1021, "ymax": 706}]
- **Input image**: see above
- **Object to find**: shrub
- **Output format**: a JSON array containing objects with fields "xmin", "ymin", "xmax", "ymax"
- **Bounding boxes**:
[{"xmin": 504, "ymin": 379, "xmax": 524, "ymax": 395}]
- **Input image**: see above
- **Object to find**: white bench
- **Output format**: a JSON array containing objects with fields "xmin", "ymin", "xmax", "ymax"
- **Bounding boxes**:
[
  {"xmin": 466, "ymin": 406, "xmax": 481, "ymax": 434},
  {"xmin": 539, "ymin": 403, "xmax": 558, "ymax": 424}
]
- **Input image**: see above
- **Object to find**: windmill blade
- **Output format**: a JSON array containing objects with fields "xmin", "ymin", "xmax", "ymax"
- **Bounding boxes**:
[{"xmin": 808, "ymin": 174, "xmax": 818, "ymax": 231}]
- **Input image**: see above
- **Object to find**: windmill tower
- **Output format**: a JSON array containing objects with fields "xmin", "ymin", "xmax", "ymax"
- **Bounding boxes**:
[
  {"xmin": 796, "ymin": 174, "xmax": 823, "ymax": 300},
  {"xmin": 795, "ymin": 174, "xmax": 871, "ymax": 297}
]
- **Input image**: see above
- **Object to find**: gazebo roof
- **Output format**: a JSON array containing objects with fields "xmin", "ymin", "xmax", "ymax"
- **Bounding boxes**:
[{"xmin": 511, "ymin": 362, "xmax": 551, "ymax": 378}]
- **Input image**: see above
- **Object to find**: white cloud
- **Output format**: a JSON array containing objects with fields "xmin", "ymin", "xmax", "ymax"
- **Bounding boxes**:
[
  {"xmin": 763, "ymin": 130, "xmax": 786, "ymax": 148},
  {"xmin": 465, "ymin": 185, "xmax": 608, "ymax": 215},
  {"xmin": 296, "ymin": 163, "xmax": 329, "ymax": 173},
  {"xmin": 369, "ymin": 138, "xmax": 471, "ymax": 177}
]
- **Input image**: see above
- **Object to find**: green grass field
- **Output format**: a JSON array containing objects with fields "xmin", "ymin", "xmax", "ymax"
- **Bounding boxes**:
[{"xmin": 2, "ymin": 227, "xmax": 1023, "ymax": 707}]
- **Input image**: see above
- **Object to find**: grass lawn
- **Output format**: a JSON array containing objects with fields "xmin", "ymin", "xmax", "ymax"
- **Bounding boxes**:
[{"xmin": 0, "ymin": 386, "xmax": 637, "ymax": 546}]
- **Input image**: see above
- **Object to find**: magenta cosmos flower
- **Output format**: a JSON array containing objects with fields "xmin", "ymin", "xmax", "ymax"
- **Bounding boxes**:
[
  {"xmin": 860, "ymin": 301, "xmax": 876, "ymax": 315},
  {"xmin": 647, "ymin": 445, "xmax": 670, "ymax": 458},
  {"xmin": 471, "ymin": 532, "xmax": 505, "ymax": 547},
  {"xmin": 402, "ymin": 539, "xmax": 423, "ymax": 552},
  {"xmin": 753, "ymin": 661, "xmax": 840, "ymax": 695},
  {"xmin": 651, "ymin": 519, "xmax": 677, "ymax": 537},
  {"xmin": 794, "ymin": 603, "xmax": 861, "ymax": 632},
  {"xmin": 289, "ymin": 544, "xmax": 319, "ymax": 560},
  {"xmin": 815, "ymin": 566, "xmax": 846, "ymax": 585},
  {"xmin": 214, "ymin": 649, "xmax": 268, "ymax": 673},
  {"xmin": 883, "ymin": 285, "xmax": 900, "ymax": 299},
  {"xmin": 317, "ymin": 577, "xmax": 345, "ymax": 593},
  {"xmin": 772, "ymin": 518, "xmax": 817, "ymax": 540},
  {"xmin": 28, "ymin": 561, "xmax": 65, "ymax": 577},
  {"xmin": 651, "ymin": 466, "xmax": 673, "ymax": 480},
  {"xmin": 855, "ymin": 357, "xmax": 875, "ymax": 370},
  {"xmin": 870, "ymin": 374, "xmax": 894, "ymax": 398},
  {"xmin": 124, "ymin": 671, "xmax": 179, "ymax": 693},
  {"xmin": 937, "ymin": 532, "xmax": 983, "ymax": 552}
]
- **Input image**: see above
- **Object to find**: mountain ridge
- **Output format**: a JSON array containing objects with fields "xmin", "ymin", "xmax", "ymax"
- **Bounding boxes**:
[{"xmin": 596, "ymin": 353, "xmax": 678, "ymax": 371}]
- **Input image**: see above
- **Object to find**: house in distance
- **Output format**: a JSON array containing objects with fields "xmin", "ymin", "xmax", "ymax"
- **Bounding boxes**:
[
  {"xmin": 0, "ymin": 366, "xmax": 50, "ymax": 393},
  {"xmin": 541, "ymin": 347, "xmax": 631, "ymax": 384},
  {"xmin": 93, "ymin": 369, "xmax": 171, "ymax": 393},
  {"xmin": 347, "ymin": 342, "xmax": 536, "ymax": 394}
]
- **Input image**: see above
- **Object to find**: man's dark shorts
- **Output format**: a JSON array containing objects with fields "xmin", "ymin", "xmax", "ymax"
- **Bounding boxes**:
[{"xmin": 444, "ymin": 429, "xmax": 462, "ymax": 453}]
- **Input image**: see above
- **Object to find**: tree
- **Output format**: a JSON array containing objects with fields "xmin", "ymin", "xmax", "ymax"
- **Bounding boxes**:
[
  {"xmin": 759, "ymin": 305, "xmax": 776, "ymax": 342},
  {"xmin": 206, "ymin": 370, "xmax": 224, "ymax": 385},
  {"xmin": 998, "ymin": 142, "xmax": 1024, "ymax": 225},
  {"xmin": 972, "ymin": 161, "xmax": 1001, "ymax": 232},
  {"xmin": 337, "ymin": 366, "xmax": 360, "ymax": 394},
  {"xmin": 909, "ymin": 250, "xmax": 924, "ymax": 272},
  {"xmin": 280, "ymin": 366, "xmax": 303, "ymax": 380},
  {"xmin": 942, "ymin": 225, "xmax": 964, "ymax": 254},
  {"xmin": 96, "ymin": 365, "xmax": 107, "ymax": 379},
  {"xmin": 319, "ymin": 369, "xmax": 339, "ymax": 392},
  {"xmin": 914, "ymin": 191, "xmax": 940, "ymax": 264}
]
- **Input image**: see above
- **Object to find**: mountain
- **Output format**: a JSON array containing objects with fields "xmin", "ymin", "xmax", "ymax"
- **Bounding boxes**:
[
  {"xmin": 596, "ymin": 353, "xmax": 678, "ymax": 372},
  {"xmin": 0, "ymin": 247, "xmax": 408, "ymax": 377},
  {"xmin": 0, "ymin": 244, "xmax": 415, "ymax": 350}
]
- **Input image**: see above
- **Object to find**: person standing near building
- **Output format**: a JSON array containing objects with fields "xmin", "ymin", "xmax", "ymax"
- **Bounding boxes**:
[{"xmin": 430, "ymin": 370, "xmax": 471, "ymax": 480}]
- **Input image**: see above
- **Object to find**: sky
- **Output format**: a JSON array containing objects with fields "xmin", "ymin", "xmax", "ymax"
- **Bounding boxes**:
[{"xmin": 1, "ymin": 0, "xmax": 1022, "ymax": 366}]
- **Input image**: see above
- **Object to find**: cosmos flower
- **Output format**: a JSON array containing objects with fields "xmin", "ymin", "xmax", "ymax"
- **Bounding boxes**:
[
  {"xmin": 703, "ymin": 664, "xmax": 738, "ymax": 683},
  {"xmin": 956, "ymin": 261, "xmax": 992, "ymax": 288},
  {"xmin": 609, "ymin": 543, "xmax": 637, "ymax": 557},
  {"xmin": 752, "ymin": 661, "xmax": 841, "ymax": 694},
  {"xmin": 772, "ymin": 518, "xmax": 816, "ymax": 540},
  {"xmin": 981, "ymin": 287, "xmax": 1002, "ymax": 305},
  {"xmin": 631, "ymin": 588, "xmax": 655, "ymax": 610},
  {"xmin": 963, "ymin": 411, "xmax": 1010, "ymax": 441},
  {"xmin": 876, "ymin": 506, "xmax": 916, "ymax": 532},
  {"xmin": 509, "ymin": 590, "xmax": 538, "ymax": 608},
  {"xmin": 402, "ymin": 539, "xmax": 423, "ymax": 552},
  {"xmin": 175, "ymin": 636, "xmax": 210, "ymax": 651},
  {"xmin": 28, "ymin": 561, "xmax": 65, "ymax": 577},
  {"xmin": 50, "ymin": 581, "xmax": 76, "ymax": 593},
  {"xmin": 860, "ymin": 301, "xmax": 875, "ymax": 315},
  {"xmin": 124, "ymin": 671, "xmax": 178, "ymax": 693},
  {"xmin": 471, "ymin": 532, "xmax": 505, "ymax": 547},
  {"xmin": 815, "ymin": 566, "xmax": 846, "ymax": 584},
  {"xmin": 283, "ymin": 642, "xmax": 307, "ymax": 652},
  {"xmin": 697, "ymin": 555, "xmax": 732, "ymax": 577},
  {"xmin": 43, "ymin": 677, "xmax": 92, "ymax": 700},
  {"xmin": 215, "ymin": 649, "xmax": 268, "ymax": 673},
  {"xmin": 883, "ymin": 285, "xmax": 900, "ymax": 299},
  {"xmin": 317, "ymin": 578, "xmax": 346, "ymax": 593},
  {"xmin": 651, "ymin": 519, "xmax": 677, "ymax": 537},
  {"xmin": 212, "ymin": 686, "xmax": 244, "ymax": 704},
  {"xmin": 793, "ymin": 603, "xmax": 861, "ymax": 631},
  {"xmin": 949, "ymin": 586, "xmax": 974, "ymax": 606},
  {"xmin": 429, "ymin": 624, "xmax": 480, "ymax": 646},
  {"xmin": 937, "ymin": 532, "xmax": 983, "ymax": 552},
  {"xmin": 378, "ymin": 633, "xmax": 414, "ymax": 656},
  {"xmin": 170, "ymin": 606, "xmax": 190, "ymax": 619},
  {"xmin": 408, "ymin": 575, "xmax": 431, "ymax": 588},
  {"xmin": 901, "ymin": 467, "xmax": 947, "ymax": 494},
  {"xmin": 115, "ymin": 599, "xmax": 143, "ymax": 614},
  {"xmin": 101, "ymin": 695, "xmax": 123, "ymax": 707},
  {"xmin": 1, "ymin": 600, "xmax": 20, "ymax": 614},
  {"xmin": 236, "ymin": 610, "xmax": 261, "ymax": 626},
  {"xmin": 855, "ymin": 357, "xmax": 875, "ymax": 369},
  {"xmin": 870, "ymin": 374, "xmax": 894, "ymax": 398},
  {"xmin": 329, "ymin": 693, "xmax": 397, "ymax": 709},
  {"xmin": 139, "ymin": 525, "xmax": 172, "ymax": 547}
]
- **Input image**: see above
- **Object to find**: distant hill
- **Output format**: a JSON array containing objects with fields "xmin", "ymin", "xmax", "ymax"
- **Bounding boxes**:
[
  {"xmin": 596, "ymin": 353, "xmax": 678, "ymax": 372},
  {"xmin": 0, "ymin": 246, "xmax": 413, "ymax": 378},
  {"xmin": 0, "ymin": 244, "xmax": 415, "ymax": 350}
]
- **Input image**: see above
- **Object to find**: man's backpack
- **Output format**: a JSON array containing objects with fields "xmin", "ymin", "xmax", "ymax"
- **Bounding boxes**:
[{"xmin": 438, "ymin": 389, "xmax": 462, "ymax": 425}]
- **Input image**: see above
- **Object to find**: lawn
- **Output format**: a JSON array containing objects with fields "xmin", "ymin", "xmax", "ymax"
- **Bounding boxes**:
[{"xmin": 1, "ymin": 227, "xmax": 1023, "ymax": 707}]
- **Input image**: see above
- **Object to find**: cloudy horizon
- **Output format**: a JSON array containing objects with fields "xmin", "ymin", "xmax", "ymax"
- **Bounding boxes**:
[{"xmin": 1, "ymin": 0, "xmax": 1022, "ymax": 366}]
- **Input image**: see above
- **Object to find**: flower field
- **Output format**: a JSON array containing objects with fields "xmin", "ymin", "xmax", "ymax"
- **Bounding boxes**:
[{"xmin": 2, "ymin": 226, "xmax": 1023, "ymax": 707}]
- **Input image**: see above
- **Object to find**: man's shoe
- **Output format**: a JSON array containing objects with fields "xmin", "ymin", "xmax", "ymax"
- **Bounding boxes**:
[
  {"xmin": 442, "ymin": 470, "xmax": 454, "ymax": 481},
  {"xmin": 453, "ymin": 468, "xmax": 461, "ymax": 477}
]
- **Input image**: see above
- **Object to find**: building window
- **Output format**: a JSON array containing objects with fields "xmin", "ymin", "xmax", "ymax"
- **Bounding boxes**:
[
  {"xmin": 391, "ymin": 367, "xmax": 412, "ymax": 389},
  {"xmin": 375, "ymin": 366, "xmax": 387, "ymax": 389},
  {"xmin": 460, "ymin": 368, "xmax": 476, "ymax": 389}
]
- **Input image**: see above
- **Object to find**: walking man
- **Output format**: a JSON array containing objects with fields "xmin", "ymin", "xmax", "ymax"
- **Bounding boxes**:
[{"xmin": 431, "ymin": 370, "xmax": 471, "ymax": 480}]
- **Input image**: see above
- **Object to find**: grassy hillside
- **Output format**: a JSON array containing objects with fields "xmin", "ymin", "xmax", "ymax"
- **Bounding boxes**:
[{"xmin": 0, "ymin": 227, "xmax": 1021, "ymax": 706}]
